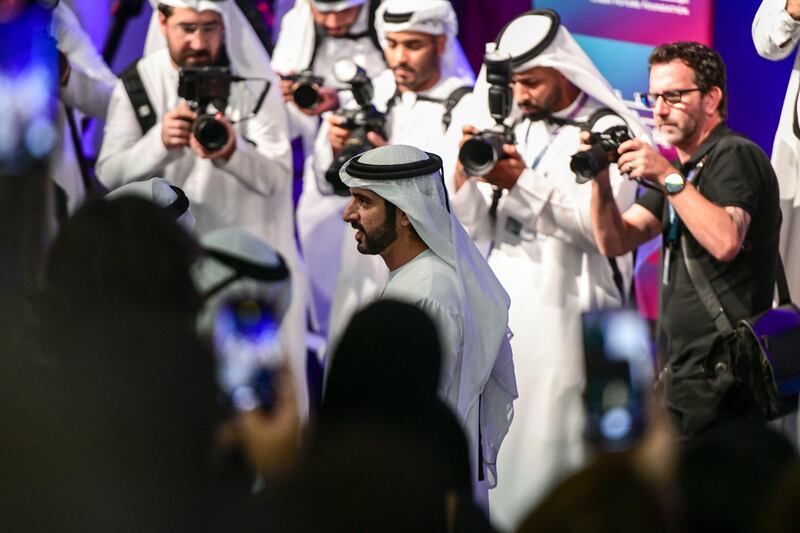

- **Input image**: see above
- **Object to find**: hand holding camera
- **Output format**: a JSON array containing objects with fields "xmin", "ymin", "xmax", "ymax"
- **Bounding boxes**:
[
  {"xmin": 614, "ymin": 138, "xmax": 674, "ymax": 187},
  {"xmin": 162, "ymin": 101, "xmax": 197, "ymax": 150},
  {"xmin": 279, "ymin": 70, "xmax": 340, "ymax": 116}
]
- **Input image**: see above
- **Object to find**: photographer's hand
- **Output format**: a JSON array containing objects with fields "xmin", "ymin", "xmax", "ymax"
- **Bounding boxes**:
[
  {"xmin": 481, "ymin": 144, "xmax": 525, "ymax": 190},
  {"xmin": 366, "ymin": 131, "xmax": 388, "ymax": 148},
  {"xmin": 235, "ymin": 365, "xmax": 300, "ymax": 481},
  {"xmin": 278, "ymin": 70, "xmax": 295, "ymax": 103},
  {"xmin": 162, "ymin": 101, "xmax": 197, "ymax": 150},
  {"xmin": 328, "ymin": 114, "xmax": 353, "ymax": 158},
  {"xmin": 300, "ymin": 86, "xmax": 340, "ymax": 116},
  {"xmin": 189, "ymin": 112, "xmax": 236, "ymax": 161},
  {"xmin": 615, "ymin": 138, "xmax": 673, "ymax": 189}
]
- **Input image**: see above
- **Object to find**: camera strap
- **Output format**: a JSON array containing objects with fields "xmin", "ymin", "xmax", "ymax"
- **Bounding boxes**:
[
  {"xmin": 120, "ymin": 60, "xmax": 157, "ymax": 134},
  {"xmin": 384, "ymin": 85, "xmax": 473, "ymax": 131}
]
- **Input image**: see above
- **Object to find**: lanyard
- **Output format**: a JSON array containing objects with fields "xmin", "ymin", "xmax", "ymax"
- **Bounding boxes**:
[
  {"xmin": 662, "ymin": 159, "xmax": 705, "ymax": 285},
  {"xmin": 527, "ymin": 93, "xmax": 589, "ymax": 171}
]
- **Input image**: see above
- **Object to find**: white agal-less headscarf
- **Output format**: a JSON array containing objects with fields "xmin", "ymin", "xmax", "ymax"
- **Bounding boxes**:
[
  {"xmin": 193, "ymin": 227, "xmax": 293, "ymax": 339},
  {"xmin": 271, "ymin": 0, "xmax": 373, "ymax": 75},
  {"xmin": 465, "ymin": 9, "xmax": 648, "ymax": 139},
  {"xmin": 375, "ymin": 0, "xmax": 474, "ymax": 84},
  {"xmin": 339, "ymin": 145, "xmax": 517, "ymax": 487},
  {"xmin": 311, "ymin": 0, "xmax": 367, "ymax": 12},
  {"xmin": 106, "ymin": 177, "xmax": 197, "ymax": 231},
  {"xmin": 144, "ymin": 0, "xmax": 278, "ymax": 80}
]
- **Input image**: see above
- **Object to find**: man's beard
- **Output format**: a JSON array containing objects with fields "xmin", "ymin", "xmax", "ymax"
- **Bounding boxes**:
[
  {"xmin": 352, "ymin": 213, "xmax": 398, "ymax": 255},
  {"xmin": 178, "ymin": 50, "xmax": 213, "ymax": 67},
  {"xmin": 392, "ymin": 53, "xmax": 437, "ymax": 92},
  {"xmin": 523, "ymin": 106, "xmax": 552, "ymax": 122}
]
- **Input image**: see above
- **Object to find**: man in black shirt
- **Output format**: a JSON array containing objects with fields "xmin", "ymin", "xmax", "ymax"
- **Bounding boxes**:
[{"xmin": 586, "ymin": 42, "xmax": 780, "ymax": 435}]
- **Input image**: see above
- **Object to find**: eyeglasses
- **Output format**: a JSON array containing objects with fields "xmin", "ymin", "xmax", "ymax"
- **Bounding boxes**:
[
  {"xmin": 175, "ymin": 22, "xmax": 222, "ymax": 36},
  {"xmin": 638, "ymin": 88, "xmax": 702, "ymax": 108}
]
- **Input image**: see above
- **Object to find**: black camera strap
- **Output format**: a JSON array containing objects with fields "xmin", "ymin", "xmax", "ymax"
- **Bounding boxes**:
[
  {"xmin": 120, "ymin": 60, "xmax": 157, "ymax": 134},
  {"xmin": 384, "ymin": 85, "xmax": 473, "ymax": 131}
]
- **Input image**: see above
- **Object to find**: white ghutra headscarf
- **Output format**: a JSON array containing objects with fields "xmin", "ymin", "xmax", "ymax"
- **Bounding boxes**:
[
  {"xmin": 374, "ymin": 0, "xmax": 474, "ymax": 84},
  {"xmin": 144, "ymin": 0, "xmax": 278, "ymax": 80},
  {"xmin": 464, "ymin": 9, "xmax": 648, "ymax": 139}
]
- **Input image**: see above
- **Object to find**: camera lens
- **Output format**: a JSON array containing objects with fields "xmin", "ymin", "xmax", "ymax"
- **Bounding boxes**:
[
  {"xmin": 193, "ymin": 115, "xmax": 228, "ymax": 152},
  {"xmin": 459, "ymin": 135, "xmax": 503, "ymax": 177},
  {"xmin": 570, "ymin": 144, "xmax": 611, "ymax": 183},
  {"xmin": 293, "ymin": 82, "xmax": 320, "ymax": 109}
]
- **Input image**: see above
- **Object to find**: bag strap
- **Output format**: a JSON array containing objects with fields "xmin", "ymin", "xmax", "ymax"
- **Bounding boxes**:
[
  {"xmin": 680, "ymin": 234, "xmax": 734, "ymax": 333},
  {"xmin": 776, "ymin": 257, "xmax": 792, "ymax": 305},
  {"xmin": 120, "ymin": 60, "xmax": 156, "ymax": 134}
]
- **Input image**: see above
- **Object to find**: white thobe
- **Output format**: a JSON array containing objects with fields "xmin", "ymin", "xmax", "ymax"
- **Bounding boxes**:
[
  {"xmin": 381, "ymin": 248, "xmax": 500, "ymax": 502},
  {"xmin": 304, "ymin": 70, "xmax": 471, "ymax": 339},
  {"xmin": 451, "ymin": 93, "xmax": 638, "ymax": 531},
  {"xmin": 753, "ymin": 0, "xmax": 800, "ymax": 448},
  {"xmin": 96, "ymin": 48, "xmax": 308, "ymax": 416},
  {"xmin": 52, "ymin": 2, "xmax": 116, "ymax": 215}
]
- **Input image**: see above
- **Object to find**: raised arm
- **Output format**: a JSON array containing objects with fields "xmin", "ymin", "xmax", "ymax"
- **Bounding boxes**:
[{"xmin": 753, "ymin": 0, "xmax": 800, "ymax": 60}]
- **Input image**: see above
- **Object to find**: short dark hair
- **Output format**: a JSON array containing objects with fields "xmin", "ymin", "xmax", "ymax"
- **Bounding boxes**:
[
  {"xmin": 157, "ymin": 4, "xmax": 174, "ymax": 18},
  {"xmin": 648, "ymin": 41, "xmax": 728, "ymax": 119}
]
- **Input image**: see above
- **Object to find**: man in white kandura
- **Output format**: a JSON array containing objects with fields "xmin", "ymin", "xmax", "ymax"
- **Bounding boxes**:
[
  {"xmin": 273, "ymin": 0, "xmax": 386, "ymax": 338},
  {"xmin": 51, "ymin": 1, "xmax": 117, "ymax": 219},
  {"xmin": 338, "ymin": 144, "xmax": 517, "ymax": 506},
  {"xmin": 315, "ymin": 0, "xmax": 474, "ymax": 345},
  {"xmin": 753, "ymin": 0, "xmax": 800, "ymax": 315},
  {"xmin": 444, "ymin": 9, "xmax": 649, "ymax": 530},
  {"xmin": 97, "ymin": 0, "xmax": 308, "ymax": 416}
]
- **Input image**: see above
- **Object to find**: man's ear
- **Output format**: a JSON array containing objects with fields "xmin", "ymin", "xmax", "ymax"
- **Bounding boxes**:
[
  {"xmin": 398, "ymin": 209, "xmax": 412, "ymax": 227},
  {"xmin": 434, "ymin": 35, "xmax": 446, "ymax": 56},
  {"xmin": 159, "ymin": 12, "xmax": 168, "ymax": 36},
  {"xmin": 703, "ymin": 86, "xmax": 723, "ymax": 118}
]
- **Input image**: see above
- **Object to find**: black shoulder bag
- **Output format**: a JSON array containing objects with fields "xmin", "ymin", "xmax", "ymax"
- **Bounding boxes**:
[{"xmin": 681, "ymin": 236, "xmax": 800, "ymax": 421}]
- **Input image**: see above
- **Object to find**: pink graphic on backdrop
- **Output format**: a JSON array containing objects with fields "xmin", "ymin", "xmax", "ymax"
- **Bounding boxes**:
[{"xmin": 536, "ymin": 0, "xmax": 714, "ymax": 47}]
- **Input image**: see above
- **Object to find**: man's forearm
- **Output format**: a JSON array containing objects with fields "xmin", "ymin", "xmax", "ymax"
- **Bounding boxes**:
[
  {"xmin": 590, "ymin": 180, "xmax": 632, "ymax": 257},
  {"xmin": 669, "ymin": 184, "xmax": 742, "ymax": 261}
]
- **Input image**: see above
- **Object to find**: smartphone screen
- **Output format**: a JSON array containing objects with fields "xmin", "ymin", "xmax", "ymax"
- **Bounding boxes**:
[
  {"xmin": 0, "ymin": 2, "xmax": 58, "ymax": 176},
  {"xmin": 214, "ymin": 297, "xmax": 282, "ymax": 411},
  {"xmin": 582, "ymin": 309, "xmax": 654, "ymax": 452}
]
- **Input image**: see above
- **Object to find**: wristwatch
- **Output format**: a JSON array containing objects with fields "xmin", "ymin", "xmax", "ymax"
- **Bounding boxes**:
[{"xmin": 663, "ymin": 172, "xmax": 686, "ymax": 195}]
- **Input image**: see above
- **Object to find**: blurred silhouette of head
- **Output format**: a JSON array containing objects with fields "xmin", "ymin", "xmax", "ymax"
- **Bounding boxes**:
[
  {"xmin": 45, "ymin": 195, "xmax": 201, "ymax": 315},
  {"xmin": 321, "ymin": 300, "xmax": 471, "ymax": 494},
  {"xmin": 518, "ymin": 452, "xmax": 676, "ymax": 533},
  {"xmin": 679, "ymin": 420, "xmax": 798, "ymax": 533},
  {"xmin": 323, "ymin": 299, "xmax": 441, "ymax": 418}
]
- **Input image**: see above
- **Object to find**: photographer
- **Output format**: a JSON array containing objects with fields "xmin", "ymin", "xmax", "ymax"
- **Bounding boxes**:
[
  {"xmin": 587, "ymin": 43, "xmax": 780, "ymax": 435},
  {"xmin": 304, "ymin": 0, "xmax": 474, "ymax": 341},
  {"xmin": 271, "ymin": 0, "xmax": 386, "ymax": 142},
  {"xmin": 444, "ymin": 10, "xmax": 647, "ymax": 530},
  {"xmin": 97, "ymin": 0, "xmax": 308, "ymax": 418}
]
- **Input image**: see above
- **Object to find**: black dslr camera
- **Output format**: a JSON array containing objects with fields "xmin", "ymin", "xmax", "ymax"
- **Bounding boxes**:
[
  {"xmin": 570, "ymin": 125, "xmax": 631, "ymax": 184},
  {"xmin": 280, "ymin": 70, "xmax": 325, "ymax": 109},
  {"xmin": 458, "ymin": 49, "xmax": 515, "ymax": 177},
  {"xmin": 324, "ymin": 59, "xmax": 387, "ymax": 196},
  {"xmin": 178, "ymin": 66, "xmax": 232, "ymax": 152}
]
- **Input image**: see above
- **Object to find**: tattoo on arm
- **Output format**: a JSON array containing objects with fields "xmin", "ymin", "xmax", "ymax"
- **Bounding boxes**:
[{"xmin": 726, "ymin": 206, "xmax": 751, "ymax": 247}]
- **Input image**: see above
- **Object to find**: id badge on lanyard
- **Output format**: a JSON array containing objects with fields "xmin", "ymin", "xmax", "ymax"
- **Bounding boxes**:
[{"xmin": 662, "ymin": 160, "xmax": 704, "ymax": 285}]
